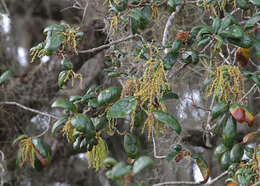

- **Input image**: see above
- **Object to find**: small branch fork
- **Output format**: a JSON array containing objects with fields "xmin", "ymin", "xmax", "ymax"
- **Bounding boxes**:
[
  {"xmin": 162, "ymin": 4, "xmax": 184, "ymax": 54},
  {"xmin": 0, "ymin": 102, "xmax": 59, "ymax": 137},
  {"xmin": 0, "ymin": 101, "xmax": 59, "ymax": 119},
  {"xmin": 78, "ymin": 34, "xmax": 140, "ymax": 54}
]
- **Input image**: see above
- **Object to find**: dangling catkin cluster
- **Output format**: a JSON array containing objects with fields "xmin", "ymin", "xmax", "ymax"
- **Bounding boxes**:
[{"xmin": 207, "ymin": 65, "xmax": 245, "ymax": 103}]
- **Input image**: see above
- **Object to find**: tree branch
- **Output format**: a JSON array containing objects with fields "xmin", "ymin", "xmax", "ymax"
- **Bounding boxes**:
[
  {"xmin": 78, "ymin": 34, "xmax": 140, "ymax": 54},
  {"xmin": 152, "ymin": 170, "xmax": 228, "ymax": 186},
  {"xmin": 0, "ymin": 101, "xmax": 59, "ymax": 119},
  {"xmin": 152, "ymin": 130, "xmax": 166, "ymax": 159},
  {"xmin": 162, "ymin": 4, "xmax": 184, "ymax": 54}
]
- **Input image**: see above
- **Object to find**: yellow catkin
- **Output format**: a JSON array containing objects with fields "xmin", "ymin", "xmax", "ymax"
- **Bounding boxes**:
[
  {"xmin": 62, "ymin": 118, "xmax": 75, "ymax": 144},
  {"xmin": 19, "ymin": 137, "xmax": 35, "ymax": 167},
  {"xmin": 125, "ymin": 44, "xmax": 169, "ymax": 139},
  {"xmin": 87, "ymin": 137, "xmax": 108, "ymax": 171},
  {"xmin": 207, "ymin": 65, "xmax": 245, "ymax": 103}
]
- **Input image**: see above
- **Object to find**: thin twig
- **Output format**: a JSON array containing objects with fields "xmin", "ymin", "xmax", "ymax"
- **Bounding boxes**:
[
  {"xmin": 0, "ymin": 101, "xmax": 59, "ymax": 119},
  {"xmin": 152, "ymin": 170, "xmax": 228, "ymax": 186},
  {"xmin": 152, "ymin": 130, "xmax": 166, "ymax": 159},
  {"xmin": 1, "ymin": 0, "xmax": 9, "ymax": 15},
  {"xmin": 0, "ymin": 151, "xmax": 4, "ymax": 162},
  {"xmin": 239, "ymin": 84, "xmax": 257, "ymax": 104},
  {"xmin": 81, "ymin": 0, "xmax": 89, "ymax": 24},
  {"xmin": 79, "ymin": 34, "xmax": 140, "ymax": 53},
  {"xmin": 162, "ymin": 4, "xmax": 184, "ymax": 54},
  {"xmin": 201, "ymin": 39, "xmax": 213, "ymax": 53}
]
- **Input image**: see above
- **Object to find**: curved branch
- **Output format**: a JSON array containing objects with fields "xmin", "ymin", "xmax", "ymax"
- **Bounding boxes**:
[
  {"xmin": 0, "ymin": 101, "xmax": 59, "ymax": 119},
  {"xmin": 162, "ymin": 5, "xmax": 184, "ymax": 54},
  {"xmin": 152, "ymin": 170, "xmax": 228, "ymax": 186},
  {"xmin": 78, "ymin": 34, "xmax": 140, "ymax": 54}
]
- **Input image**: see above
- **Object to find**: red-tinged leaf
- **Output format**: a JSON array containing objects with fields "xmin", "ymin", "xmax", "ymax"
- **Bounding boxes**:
[
  {"xmin": 175, "ymin": 153, "xmax": 184, "ymax": 162},
  {"xmin": 236, "ymin": 48, "xmax": 250, "ymax": 66},
  {"xmin": 34, "ymin": 149, "xmax": 49, "ymax": 167},
  {"xmin": 192, "ymin": 154, "xmax": 210, "ymax": 184},
  {"xmin": 241, "ymin": 131, "xmax": 260, "ymax": 144},
  {"xmin": 229, "ymin": 104, "xmax": 245, "ymax": 123},
  {"xmin": 241, "ymin": 106, "xmax": 254, "ymax": 126}
]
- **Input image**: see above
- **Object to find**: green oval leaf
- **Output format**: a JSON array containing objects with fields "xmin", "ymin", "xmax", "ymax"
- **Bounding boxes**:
[
  {"xmin": 51, "ymin": 116, "xmax": 68, "ymax": 135},
  {"xmin": 107, "ymin": 96, "xmax": 138, "ymax": 118},
  {"xmin": 133, "ymin": 156, "xmax": 153, "ymax": 174},
  {"xmin": 43, "ymin": 24, "xmax": 66, "ymax": 34},
  {"xmin": 71, "ymin": 114, "xmax": 95, "ymax": 133},
  {"xmin": 58, "ymin": 71, "xmax": 68, "ymax": 88},
  {"xmin": 211, "ymin": 101, "xmax": 229, "ymax": 119},
  {"xmin": 152, "ymin": 110, "xmax": 181, "ymax": 134},
  {"xmin": 51, "ymin": 98, "xmax": 77, "ymax": 112},
  {"xmin": 230, "ymin": 143, "xmax": 244, "ymax": 162},
  {"xmin": 0, "ymin": 70, "xmax": 13, "ymax": 84},
  {"xmin": 97, "ymin": 87, "xmax": 122, "ymax": 106},
  {"xmin": 222, "ymin": 116, "xmax": 237, "ymax": 148},
  {"xmin": 32, "ymin": 138, "xmax": 52, "ymax": 158}
]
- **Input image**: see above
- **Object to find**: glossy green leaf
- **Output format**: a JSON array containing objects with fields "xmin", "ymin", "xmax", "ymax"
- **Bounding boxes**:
[
  {"xmin": 198, "ymin": 37, "xmax": 211, "ymax": 47},
  {"xmin": 71, "ymin": 114, "xmax": 94, "ymax": 133},
  {"xmin": 196, "ymin": 26, "xmax": 213, "ymax": 41},
  {"xmin": 130, "ymin": 17, "xmax": 138, "ymax": 34},
  {"xmin": 93, "ymin": 115, "xmax": 107, "ymax": 131},
  {"xmin": 32, "ymin": 138, "xmax": 52, "ymax": 158},
  {"xmin": 245, "ymin": 13, "xmax": 260, "ymax": 30},
  {"xmin": 0, "ymin": 70, "xmax": 13, "ymax": 84},
  {"xmin": 58, "ymin": 70, "xmax": 68, "ymax": 88},
  {"xmin": 181, "ymin": 50, "xmax": 199, "ymax": 64},
  {"xmin": 161, "ymin": 92, "xmax": 179, "ymax": 101},
  {"xmin": 88, "ymin": 98, "xmax": 100, "ymax": 108},
  {"xmin": 107, "ymin": 162, "xmax": 132, "ymax": 180},
  {"xmin": 69, "ymin": 96, "xmax": 82, "ymax": 102},
  {"xmin": 73, "ymin": 136, "xmax": 82, "ymax": 150},
  {"xmin": 133, "ymin": 156, "xmax": 153, "ymax": 174},
  {"xmin": 115, "ymin": 0, "xmax": 128, "ymax": 11},
  {"xmin": 222, "ymin": 116, "xmax": 237, "ymax": 148},
  {"xmin": 107, "ymin": 96, "xmax": 138, "ymax": 118},
  {"xmin": 44, "ymin": 33, "xmax": 64, "ymax": 52},
  {"xmin": 134, "ymin": 109, "xmax": 147, "ymax": 127},
  {"xmin": 51, "ymin": 116, "xmax": 68, "ymax": 134},
  {"xmin": 124, "ymin": 133, "xmax": 141, "ymax": 158},
  {"xmin": 167, "ymin": 0, "xmax": 182, "ymax": 10},
  {"xmin": 61, "ymin": 59, "xmax": 74, "ymax": 70},
  {"xmin": 220, "ymin": 25, "xmax": 244, "ymax": 39},
  {"xmin": 237, "ymin": 0, "xmax": 250, "ymax": 9},
  {"xmin": 211, "ymin": 101, "xmax": 229, "ymax": 119},
  {"xmin": 220, "ymin": 151, "xmax": 231, "ymax": 170},
  {"xmin": 152, "ymin": 110, "xmax": 181, "ymax": 134},
  {"xmin": 163, "ymin": 50, "xmax": 178, "ymax": 70},
  {"xmin": 192, "ymin": 154, "xmax": 210, "ymax": 184},
  {"xmin": 227, "ymin": 32, "xmax": 252, "ymax": 48},
  {"xmin": 108, "ymin": 72, "xmax": 120, "ymax": 78},
  {"xmin": 142, "ymin": 5, "xmax": 152, "ymax": 20},
  {"xmin": 214, "ymin": 143, "xmax": 229, "ymax": 157},
  {"xmin": 103, "ymin": 157, "xmax": 118, "ymax": 166},
  {"xmin": 51, "ymin": 98, "xmax": 76, "ymax": 112},
  {"xmin": 230, "ymin": 143, "xmax": 244, "ymax": 162},
  {"xmin": 97, "ymin": 87, "xmax": 122, "ymax": 105},
  {"xmin": 212, "ymin": 17, "xmax": 221, "ymax": 33},
  {"xmin": 12, "ymin": 134, "xmax": 28, "ymax": 146},
  {"xmin": 43, "ymin": 24, "xmax": 66, "ymax": 34}
]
